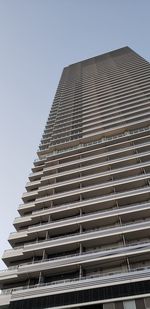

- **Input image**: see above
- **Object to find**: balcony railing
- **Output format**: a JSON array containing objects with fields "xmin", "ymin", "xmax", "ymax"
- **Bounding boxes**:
[
  {"xmin": 38, "ymin": 119, "xmax": 150, "ymax": 154},
  {"xmin": 10, "ymin": 200, "xmax": 150, "ymax": 235},
  {"xmin": 2, "ymin": 265, "xmax": 150, "ymax": 295},
  {"xmin": 1, "ymin": 239, "xmax": 150, "ymax": 278},
  {"xmin": 19, "ymin": 186, "xmax": 150, "ymax": 217},
  {"xmin": 43, "ymin": 139, "xmax": 150, "ymax": 172},
  {"xmin": 40, "ymin": 161, "xmax": 150, "ymax": 193},
  {"xmin": 35, "ymin": 172, "xmax": 150, "ymax": 204},
  {"xmin": 47, "ymin": 126, "xmax": 150, "ymax": 157},
  {"xmin": 12, "ymin": 218, "xmax": 150, "ymax": 250}
]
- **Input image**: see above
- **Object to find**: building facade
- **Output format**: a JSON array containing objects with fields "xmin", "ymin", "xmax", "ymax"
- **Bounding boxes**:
[{"xmin": 0, "ymin": 47, "xmax": 150, "ymax": 309}]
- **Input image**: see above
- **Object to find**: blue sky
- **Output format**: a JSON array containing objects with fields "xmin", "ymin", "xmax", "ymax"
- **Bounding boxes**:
[{"xmin": 0, "ymin": 0, "xmax": 150, "ymax": 268}]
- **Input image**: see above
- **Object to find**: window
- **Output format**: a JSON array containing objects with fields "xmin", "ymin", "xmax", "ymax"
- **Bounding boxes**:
[{"xmin": 123, "ymin": 300, "xmax": 136, "ymax": 309}]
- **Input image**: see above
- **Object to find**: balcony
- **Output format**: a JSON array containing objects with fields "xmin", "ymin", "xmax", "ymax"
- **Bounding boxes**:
[
  {"xmin": 15, "ymin": 240, "xmax": 150, "ymax": 272},
  {"xmin": 39, "ymin": 162, "xmax": 150, "ymax": 196},
  {"xmin": 0, "ymin": 294, "xmax": 11, "ymax": 307},
  {"xmin": 25, "ymin": 179, "xmax": 41, "ymax": 190},
  {"xmin": 17, "ymin": 185, "xmax": 150, "ymax": 223},
  {"xmin": 9, "ymin": 231, "xmax": 28, "ymax": 241},
  {"xmin": 2, "ymin": 248, "xmax": 23, "ymax": 260},
  {"xmin": 18, "ymin": 201, "xmax": 35, "ymax": 214},
  {"xmin": 35, "ymin": 173, "xmax": 150, "ymax": 207},
  {"xmin": 37, "ymin": 126, "xmax": 150, "ymax": 160},
  {"xmin": 48, "ymin": 77, "xmax": 150, "ymax": 115},
  {"xmin": 82, "ymin": 97, "xmax": 150, "ymax": 121},
  {"xmin": 29, "ymin": 170, "xmax": 43, "ymax": 181},
  {"xmin": 13, "ymin": 216, "xmax": 31, "ymax": 226},
  {"xmin": 43, "ymin": 150, "xmax": 150, "ymax": 181},
  {"xmin": 22, "ymin": 190, "xmax": 38, "ymax": 203},
  {"xmin": 41, "ymin": 163, "xmax": 150, "ymax": 197},
  {"xmin": 49, "ymin": 99, "xmax": 149, "ymax": 136},
  {"xmin": 4, "ymin": 219, "xmax": 150, "ymax": 259},
  {"xmin": 33, "ymin": 157, "xmax": 45, "ymax": 165},
  {"xmin": 37, "ymin": 118, "xmax": 150, "ymax": 157},
  {"xmin": 83, "ymin": 107, "xmax": 150, "ymax": 136},
  {"xmin": 1, "ymin": 241, "xmax": 150, "ymax": 287},
  {"xmin": 53, "ymin": 90, "xmax": 150, "ymax": 124},
  {"xmin": 47, "ymin": 102, "xmax": 149, "ymax": 142},
  {"xmin": 0, "ymin": 267, "xmax": 18, "ymax": 284},
  {"xmin": 84, "ymin": 116, "xmax": 150, "ymax": 139},
  {"xmin": 9, "ymin": 201, "xmax": 150, "ymax": 244},
  {"xmin": 43, "ymin": 139, "xmax": 150, "ymax": 172},
  {"xmin": 1, "ymin": 266, "xmax": 150, "ymax": 303},
  {"xmin": 82, "ymin": 99, "xmax": 150, "ymax": 123}
]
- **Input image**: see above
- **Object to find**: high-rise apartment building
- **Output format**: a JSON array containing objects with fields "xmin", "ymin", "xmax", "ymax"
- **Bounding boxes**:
[{"xmin": 0, "ymin": 47, "xmax": 150, "ymax": 309}]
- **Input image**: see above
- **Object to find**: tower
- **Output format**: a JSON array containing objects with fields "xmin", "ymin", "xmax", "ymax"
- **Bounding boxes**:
[{"xmin": 0, "ymin": 47, "xmax": 150, "ymax": 309}]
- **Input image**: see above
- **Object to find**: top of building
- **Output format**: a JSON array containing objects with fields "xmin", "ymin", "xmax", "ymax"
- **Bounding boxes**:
[{"xmin": 65, "ymin": 46, "xmax": 131, "ymax": 68}]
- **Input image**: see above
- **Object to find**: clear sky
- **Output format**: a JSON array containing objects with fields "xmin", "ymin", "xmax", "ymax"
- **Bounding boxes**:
[{"xmin": 0, "ymin": 0, "xmax": 150, "ymax": 269}]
